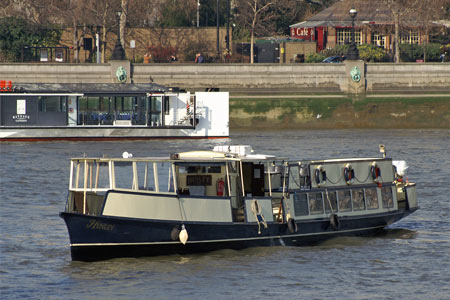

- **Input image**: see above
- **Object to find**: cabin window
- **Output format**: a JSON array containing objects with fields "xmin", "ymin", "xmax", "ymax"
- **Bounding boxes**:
[
  {"xmin": 293, "ymin": 193, "xmax": 309, "ymax": 216},
  {"xmin": 176, "ymin": 163, "xmax": 226, "ymax": 197},
  {"xmin": 352, "ymin": 189, "xmax": 365, "ymax": 211},
  {"xmin": 365, "ymin": 188, "xmax": 379, "ymax": 209},
  {"xmin": 309, "ymin": 192, "xmax": 324, "ymax": 214},
  {"xmin": 155, "ymin": 162, "xmax": 175, "ymax": 192},
  {"xmin": 114, "ymin": 161, "xmax": 134, "ymax": 189},
  {"xmin": 338, "ymin": 190, "xmax": 352, "ymax": 212},
  {"xmin": 325, "ymin": 191, "xmax": 338, "ymax": 213},
  {"xmin": 381, "ymin": 186, "xmax": 394, "ymax": 208}
]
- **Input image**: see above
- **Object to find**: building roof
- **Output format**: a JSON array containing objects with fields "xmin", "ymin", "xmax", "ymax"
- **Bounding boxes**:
[{"xmin": 291, "ymin": 0, "xmax": 395, "ymax": 28}]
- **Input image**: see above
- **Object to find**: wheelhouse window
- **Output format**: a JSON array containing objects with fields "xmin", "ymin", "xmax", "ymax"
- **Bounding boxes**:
[
  {"xmin": 338, "ymin": 190, "xmax": 352, "ymax": 212},
  {"xmin": 176, "ymin": 163, "xmax": 226, "ymax": 197},
  {"xmin": 352, "ymin": 189, "xmax": 365, "ymax": 211},
  {"xmin": 337, "ymin": 28, "xmax": 362, "ymax": 45},
  {"xmin": 365, "ymin": 188, "xmax": 379, "ymax": 209},
  {"xmin": 381, "ymin": 186, "xmax": 394, "ymax": 208}
]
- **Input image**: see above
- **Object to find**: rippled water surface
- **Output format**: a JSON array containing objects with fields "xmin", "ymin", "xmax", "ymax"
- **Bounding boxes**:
[{"xmin": 1, "ymin": 129, "xmax": 449, "ymax": 299}]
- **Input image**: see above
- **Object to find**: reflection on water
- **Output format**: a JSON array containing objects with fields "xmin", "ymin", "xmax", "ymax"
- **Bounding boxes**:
[{"xmin": 1, "ymin": 129, "xmax": 449, "ymax": 299}]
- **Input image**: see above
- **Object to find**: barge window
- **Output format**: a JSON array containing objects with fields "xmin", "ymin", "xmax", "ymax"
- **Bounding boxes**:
[
  {"xmin": 164, "ymin": 96, "xmax": 170, "ymax": 115},
  {"xmin": 39, "ymin": 96, "xmax": 66, "ymax": 112},
  {"xmin": 381, "ymin": 186, "xmax": 394, "ymax": 208},
  {"xmin": 293, "ymin": 193, "xmax": 309, "ymax": 216},
  {"xmin": 365, "ymin": 188, "xmax": 379, "ymax": 209},
  {"xmin": 309, "ymin": 192, "xmax": 324, "ymax": 214},
  {"xmin": 338, "ymin": 190, "xmax": 352, "ymax": 212},
  {"xmin": 352, "ymin": 189, "xmax": 365, "ymax": 211},
  {"xmin": 325, "ymin": 191, "xmax": 338, "ymax": 213}
]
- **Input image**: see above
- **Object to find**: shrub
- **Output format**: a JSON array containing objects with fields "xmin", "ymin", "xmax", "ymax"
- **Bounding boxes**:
[
  {"xmin": 321, "ymin": 45, "xmax": 349, "ymax": 57},
  {"xmin": 400, "ymin": 43, "xmax": 442, "ymax": 62},
  {"xmin": 305, "ymin": 53, "xmax": 326, "ymax": 63},
  {"xmin": 148, "ymin": 45, "xmax": 176, "ymax": 63},
  {"xmin": 357, "ymin": 44, "xmax": 389, "ymax": 62}
]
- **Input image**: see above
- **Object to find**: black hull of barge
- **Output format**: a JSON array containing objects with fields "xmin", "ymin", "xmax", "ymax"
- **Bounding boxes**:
[{"xmin": 60, "ymin": 209, "xmax": 416, "ymax": 262}]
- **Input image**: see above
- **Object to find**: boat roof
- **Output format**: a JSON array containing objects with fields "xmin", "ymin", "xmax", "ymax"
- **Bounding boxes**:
[
  {"xmin": 71, "ymin": 147, "xmax": 286, "ymax": 163},
  {"xmin": 1, "ymin": 83, "xmax": 169, "ymax": 95}
]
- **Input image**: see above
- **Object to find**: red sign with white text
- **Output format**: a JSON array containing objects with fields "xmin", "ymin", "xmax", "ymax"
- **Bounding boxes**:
[{"xmin": 290, "ymin": 27, "xmax": 314, "ymax": 40}]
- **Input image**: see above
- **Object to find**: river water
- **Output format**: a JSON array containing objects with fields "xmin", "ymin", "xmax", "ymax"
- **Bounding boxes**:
[{"xmin": 0, "ymin": 129, "xmax": 449, "ymax": 299}]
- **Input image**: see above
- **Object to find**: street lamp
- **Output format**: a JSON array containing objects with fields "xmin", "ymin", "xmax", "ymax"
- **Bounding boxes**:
[
  {"xmin": 197, "ymin": 0, "xmax": 200, "ymax": 28},
  {"xmin": 216, "ymin": 0, "xmax": 220, "ymax": 57},
  {"xmin": 347, "ymin": 7, "xmax": 359, "ymax": 60}
]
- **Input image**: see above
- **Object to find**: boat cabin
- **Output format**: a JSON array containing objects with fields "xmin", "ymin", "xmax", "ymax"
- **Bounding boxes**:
[
  {"xmin": 0, "ymin": 83, "xmax": 197, "ymax": 129},
  {"xmin": 65, "ymin": 146, "xmax": 286, "ymax": 224},
  {"xmin": 285, "ymin": 158, "xmax": 418, "ymax": 221}
]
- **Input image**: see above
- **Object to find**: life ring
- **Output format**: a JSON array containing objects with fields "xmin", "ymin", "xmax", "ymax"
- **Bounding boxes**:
[
  {"xmin": 371, "ymin": 162, "xmax": 382, "ymax": 183},
  {"xmin": 330, "ymin": 214, "xmax": 340, "ymax": 230},
  {"xmin": 314, "ymin": 165, "xmax": 327, "ymax": 187},
  {"xmin": 287, "ymin": 218, "xmax": 298, "ymax": 233},
  {"xmin": 343, "ymin": 163, "xmax": 355, "ymax": 185}
]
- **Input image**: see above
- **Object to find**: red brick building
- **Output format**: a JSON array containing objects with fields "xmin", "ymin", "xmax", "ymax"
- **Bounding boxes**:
[{"xmin": 290, "ymin": 0, "xmax": 427, "ymax": 53}]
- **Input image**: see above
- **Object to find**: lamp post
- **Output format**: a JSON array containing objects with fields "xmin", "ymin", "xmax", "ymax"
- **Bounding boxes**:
[
  {"xmin": 347, "ymin": 7, "xmax": 359, "ymax": 60},
  {"xmin": 111, "ymin": 11, "xmax": 126, "ymax": 60},
  {"xmin": 197, "ymin": 0, "xmax": 200, "ymax": 28},
  {"xmin": 216, "ymin": 0, "xmax": 220, "ymax": 57}
]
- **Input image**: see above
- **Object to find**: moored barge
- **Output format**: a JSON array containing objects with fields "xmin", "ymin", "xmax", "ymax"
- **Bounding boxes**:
[
  {"xmin": 0, "ymin": 82, "xmax": 228, "ymax": 141},
  {"xmin": 60, "ymin": 145, "xmax": 418, "ymax": 261}
]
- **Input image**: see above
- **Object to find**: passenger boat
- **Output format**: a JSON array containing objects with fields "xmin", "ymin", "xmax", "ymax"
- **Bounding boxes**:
[
  {"xmin": 60, "ymin": 145, "xmax": 419, "ymax": 261},
  {"xmin": 0, "ymin": 82, "xmax": 228, "ymax": 141}
]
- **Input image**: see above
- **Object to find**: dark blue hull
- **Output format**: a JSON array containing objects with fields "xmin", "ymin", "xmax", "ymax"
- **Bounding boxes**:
[{"xmin": 60, "ymin": 209, "xmax": 416, "ymax": 261}]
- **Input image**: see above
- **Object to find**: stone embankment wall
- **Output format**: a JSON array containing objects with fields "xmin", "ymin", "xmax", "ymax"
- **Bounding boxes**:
[
  {"xmin": 230, "ymin": 97, "xmax": 450, "ymax": 129},
  {"xmin": 1, "ymin": 62, "xmax": 448, "ymax": 129},
  {"xmin": 1, "ymin": 62, "xmax": 449, "ymax": 93}
]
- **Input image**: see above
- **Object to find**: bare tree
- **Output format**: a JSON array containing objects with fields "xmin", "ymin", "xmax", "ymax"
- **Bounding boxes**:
[
  {"xmin": 410, "ymin": 0, "xmax": 448, "ymax": 62},
  {"xmin": 235, "ymin": 0, "xmax": 274, "ymax": 64}
]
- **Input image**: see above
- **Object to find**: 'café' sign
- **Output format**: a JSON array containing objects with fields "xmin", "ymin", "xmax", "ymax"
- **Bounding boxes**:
[{"xmin": 290, "ymin": 27, "xmax": 314, "ymax": 40}]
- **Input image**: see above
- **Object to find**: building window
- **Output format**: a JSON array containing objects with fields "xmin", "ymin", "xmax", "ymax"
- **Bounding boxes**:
[
  {"xmin": 400, "ymin": 30, "xmax": 419, "ymax": 44},
  {"xmin": 371, "ymin": 33, "xmax": 386, "ymax": 49},
  {"xmin": 337, "ymin": 28, "xmax": 362, "ymax": 45}
]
